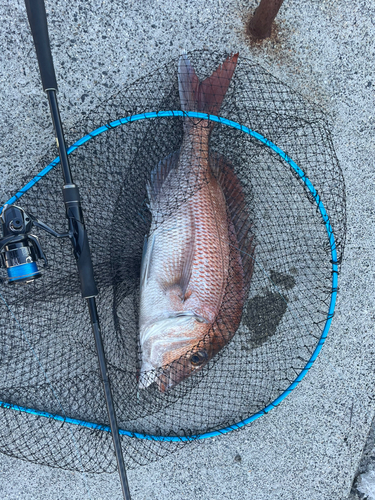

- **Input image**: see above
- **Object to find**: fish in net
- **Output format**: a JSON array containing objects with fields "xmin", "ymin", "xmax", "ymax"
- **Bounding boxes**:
[
  {"xmin": 0, "ymin": 50, "xmax": 346, "ymax": 472},
  {"xmin": 138, "ymin": 53, "xmax": 255, "ymax": 393}
]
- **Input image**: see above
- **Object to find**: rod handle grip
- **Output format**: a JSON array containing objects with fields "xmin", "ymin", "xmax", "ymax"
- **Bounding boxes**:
[
  {"xmin": 24, "ymin": 0, "xmax": 58, "ymax": 91},
  {"xmin": 76, "ymin": 228, "xmax": 99, "ymax": 299}
]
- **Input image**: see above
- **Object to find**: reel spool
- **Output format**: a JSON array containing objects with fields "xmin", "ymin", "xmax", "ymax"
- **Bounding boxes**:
[{"xmin": 0, "ymin": 206, "xmax": 45, "ymax": 283}]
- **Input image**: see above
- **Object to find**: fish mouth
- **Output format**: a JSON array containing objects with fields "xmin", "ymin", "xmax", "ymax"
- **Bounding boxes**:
[
  {"xmin": 139, "ymin": 357, "xmax": 208, "ymax": 393},
  {"xmin": 139, "ymin": 312, "xmax": 210, "ymax": 390},
  {"xmin": 138, "ymin": 362, "xmax": 158, "ymax": 390}
]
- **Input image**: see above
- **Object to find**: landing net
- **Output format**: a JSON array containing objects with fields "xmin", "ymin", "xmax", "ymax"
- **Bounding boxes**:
[{"xmin": 0, "ymin": 51, "xmax": 346, "ymax": 471}]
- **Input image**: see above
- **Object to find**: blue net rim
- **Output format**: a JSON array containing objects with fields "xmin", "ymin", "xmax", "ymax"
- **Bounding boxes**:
[{"xmin": 0, "ymin": 111, "xmax": 338, "ymax": 441}]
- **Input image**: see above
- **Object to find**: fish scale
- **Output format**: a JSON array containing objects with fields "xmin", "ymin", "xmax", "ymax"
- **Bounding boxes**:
[{"xmin": 187, "ymin": 181, "xmax": 229, "ymax": 320}]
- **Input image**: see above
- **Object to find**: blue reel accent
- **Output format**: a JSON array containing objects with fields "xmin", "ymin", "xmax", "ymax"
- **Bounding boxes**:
[{"xmin": 7, "ymin": 262, "xmax": 40, "ymax": 283}]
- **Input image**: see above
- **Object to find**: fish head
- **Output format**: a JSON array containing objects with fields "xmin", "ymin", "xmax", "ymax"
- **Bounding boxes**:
[
  {"xmin": 157, "ymin": 340, "xmax": 214, "ymax": 393},
  {"xmin": 139, "ymin": 313, "xmax": 214, "ymax": 391}
]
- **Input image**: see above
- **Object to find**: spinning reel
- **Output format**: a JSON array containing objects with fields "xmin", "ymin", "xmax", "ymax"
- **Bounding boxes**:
[{"xmin": 0, "ymin": 204, "xmax": 68, "ymax": 283}]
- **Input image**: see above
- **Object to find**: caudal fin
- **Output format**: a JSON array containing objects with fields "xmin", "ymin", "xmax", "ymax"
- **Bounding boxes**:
[{"xmin": 178, "ymin": 53, "xmax": 239, "ymax": 116}]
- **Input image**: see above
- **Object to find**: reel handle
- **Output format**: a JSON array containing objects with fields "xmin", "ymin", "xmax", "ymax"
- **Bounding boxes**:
[{"xmin": 24, "ymin": 0, "xmax": 57, "ymax": 91}]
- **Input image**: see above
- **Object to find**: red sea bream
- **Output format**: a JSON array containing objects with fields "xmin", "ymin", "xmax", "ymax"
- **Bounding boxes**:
[{"xmin": 139, "ymin": 53, "xmax": 254, "ymax": 392}]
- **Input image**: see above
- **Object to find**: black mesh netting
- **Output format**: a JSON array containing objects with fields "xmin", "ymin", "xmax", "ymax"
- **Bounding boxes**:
[{"xmin": 0, "ymin": 51, "xmax": 346, "ymax": 472}]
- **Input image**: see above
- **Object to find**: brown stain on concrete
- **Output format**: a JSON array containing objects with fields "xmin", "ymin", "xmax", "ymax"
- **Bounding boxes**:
[
  {"xmin": 241, "ymin": 8, "xmax": 295, "ymax": 67},
  {"xmin": 233, "ymin": 6, "xmax": 333, "ymax": 112}
]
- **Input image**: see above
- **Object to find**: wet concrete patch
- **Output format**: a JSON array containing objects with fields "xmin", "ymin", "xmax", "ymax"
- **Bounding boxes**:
[
  {"xmin": 242, "ymin": 291, "xmax": 288, "ymax": 349},
  {"xmin": 242, "ymin": 269, "xmax": 296, "ymax": 349},
  {"xmin": 269, "ymin": 269, "xmax": 296, "ymax": 290}
]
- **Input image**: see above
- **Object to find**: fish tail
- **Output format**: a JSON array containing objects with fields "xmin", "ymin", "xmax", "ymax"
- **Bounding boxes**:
[{"xmin": 178, "ymin": 53, "xmax": 239, "ymax": 125}]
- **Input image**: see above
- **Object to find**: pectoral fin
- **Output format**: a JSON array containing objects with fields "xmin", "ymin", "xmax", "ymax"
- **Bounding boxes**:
[
  {"xmin": 179, "ymin": 224, "xmax": 195, "ymax": 299},
  {"xmin": 162, "ymin": 206, "xmax": 196, "ymax": 300}
]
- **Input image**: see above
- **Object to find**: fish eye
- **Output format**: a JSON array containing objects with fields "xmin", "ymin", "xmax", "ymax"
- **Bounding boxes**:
[{"xmin": 190, "ymin": 350, "xmax": 208, "ymax": 366}]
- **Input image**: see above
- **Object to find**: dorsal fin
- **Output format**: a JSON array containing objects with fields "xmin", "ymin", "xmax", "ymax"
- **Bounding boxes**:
[
  {"xmin": 147, "ymin": 150, "xmax": 180, "ymax": 208},
  {"xmin": 210, "ymin": 152, "xmax": 255, "ymax": 290}
]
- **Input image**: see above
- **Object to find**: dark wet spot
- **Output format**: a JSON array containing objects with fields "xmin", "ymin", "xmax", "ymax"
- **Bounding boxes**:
[
  {"xmin": 270, "ymin": 270, "xmax": 296, "ymax": 290},
  {"xmin": 234, "ymin": 454, "xmax": 242, "ymax": 463},
  {"xmin": 242, "ymin": 291, "xmax": 288, "ymax": 349},
  {"xmin": 366, "ymin": 81, "xmax": 372, "ymax": 88}
]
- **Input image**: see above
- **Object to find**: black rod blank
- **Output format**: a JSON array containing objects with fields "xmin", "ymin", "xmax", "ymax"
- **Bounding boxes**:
[
  {"xmin": 46, "ymin": 90, "xmax": 73, "ymax": 185},
  {"xmin": 88, "ymin": 298, "xmax": 131, "ymax": 500},
  {"xmin": 23, "ymin": 1, "xmax": 131, "ymax": 498}
]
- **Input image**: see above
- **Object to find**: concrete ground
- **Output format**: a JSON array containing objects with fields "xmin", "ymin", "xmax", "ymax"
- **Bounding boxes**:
[{"xmin": 0, "ymin": 0, "xmax": 374, "ymax": 498}]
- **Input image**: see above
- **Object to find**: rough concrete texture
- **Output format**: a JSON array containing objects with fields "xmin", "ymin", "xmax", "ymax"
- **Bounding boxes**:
[
  {"xmin": 0, "ymin": 0, "xmax": 374, "ymax": 499},
  {"xmin": 349, "ymin": 416, "xmax": 375, "ymax": 499}
]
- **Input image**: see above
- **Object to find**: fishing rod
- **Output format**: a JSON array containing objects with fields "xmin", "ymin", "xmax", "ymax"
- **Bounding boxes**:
[{"xmin": 0, "ymin": 1, "xmax": 131, "ymax": 498}]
